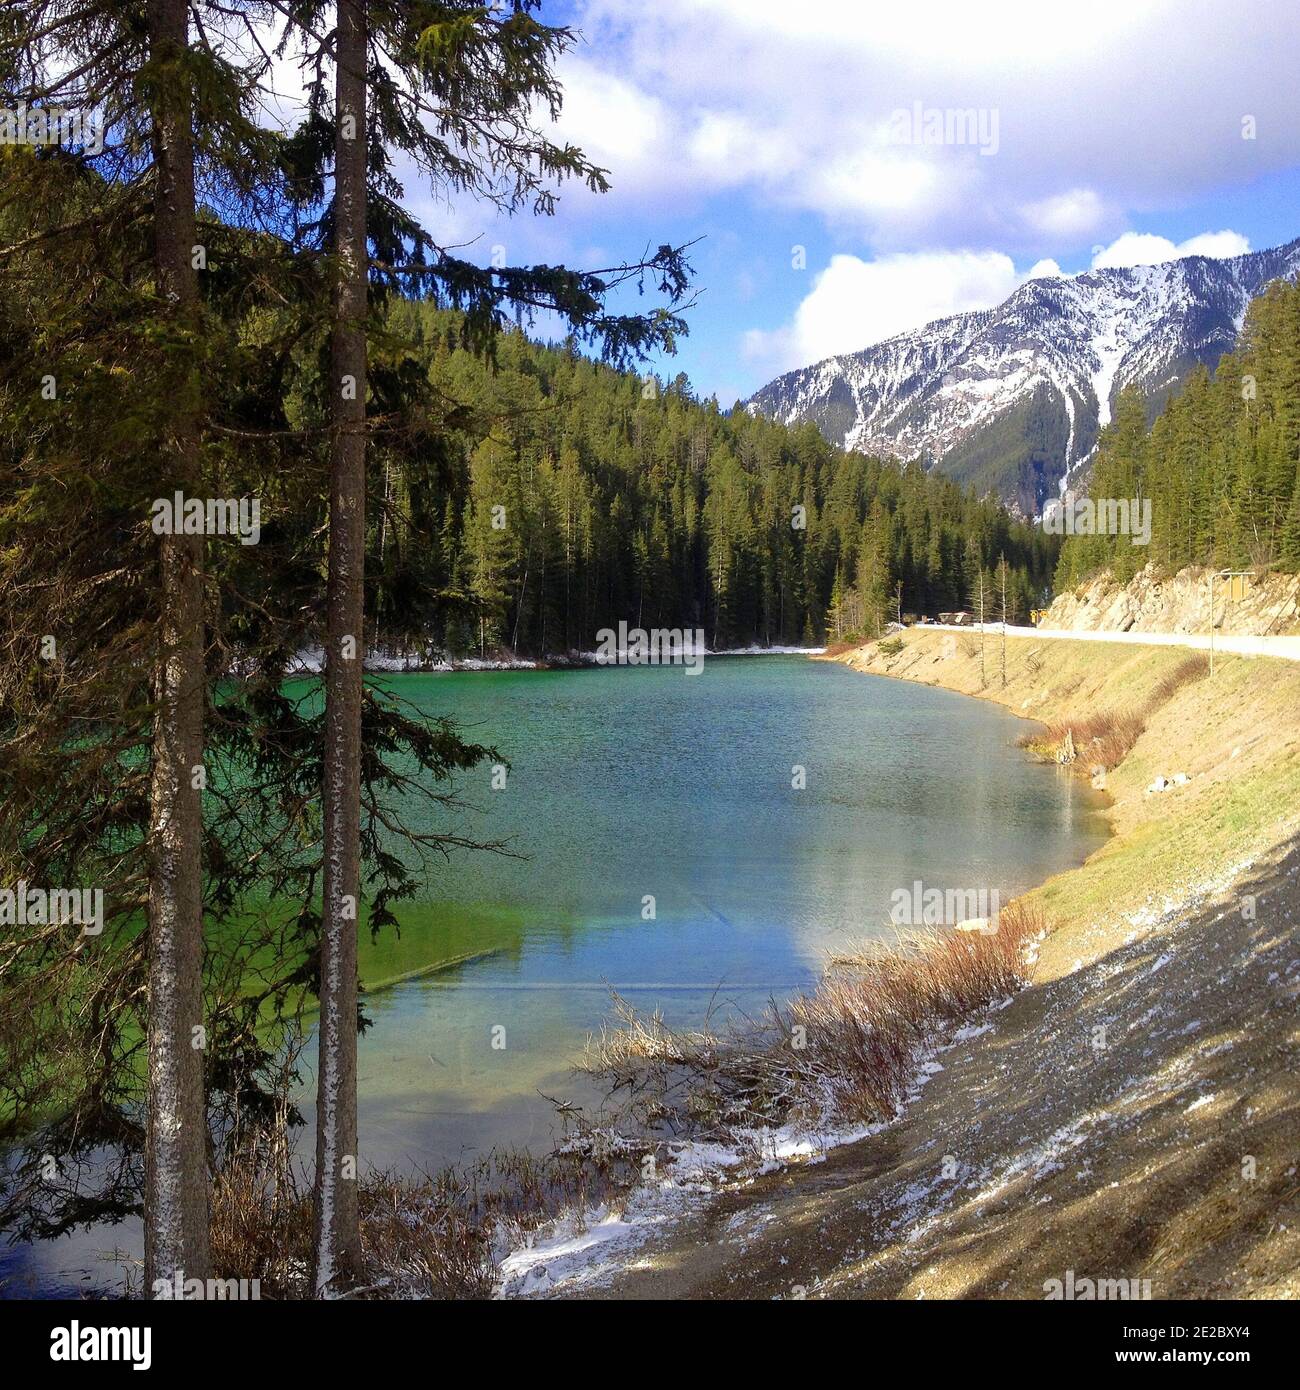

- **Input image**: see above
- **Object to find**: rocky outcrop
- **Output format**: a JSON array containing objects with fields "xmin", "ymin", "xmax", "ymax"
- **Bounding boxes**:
[{"xmin": 1046, "ymin": 564, "xmax": 1300, "ymax": 636}]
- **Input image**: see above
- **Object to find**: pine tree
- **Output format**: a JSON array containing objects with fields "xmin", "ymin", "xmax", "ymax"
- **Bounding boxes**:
[
  {"xmin": 312, "ymin": 0, "xmax": 369, "ymax": 1296},
  {"xmin": 1058, "ymin": 276, "xmax": 1300, "ymax": 585},
  {"xmin": 996, "ymin": 553, "xmax": 1015, "ymax": 687},
  {"xmin": 139, "ymin": 0, "xmax": 213, "ymax": 1294},
  {"xmin": 0, "ymin": 0, "xmax": 311, "ymax": 1278},
  {"xmin": 274, "ymin": 0, "xmax": 696, "ymax": 1291}
]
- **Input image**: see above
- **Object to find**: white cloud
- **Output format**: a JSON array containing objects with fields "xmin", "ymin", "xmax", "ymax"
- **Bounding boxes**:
[
  {"xmin": 684, "ymin": 111, "xmax": 798, "ymax": 186},
  {"xmin": 553, "ymin": 59, "xmax": 672, "ymax": 188},
  {"xmin": 744, "ymin": 249, "xmax": 1031, "ymax": 373},
  {"xmin": 553, "ymin": 0, "xmax": 1300, "ymax": 251},
  {"xmin": 744, "ymin": 225, "xmax": 1253, "ymax": 384},
  {"xmin": 655, "ymin": 0, "xmax": 1162, "ymax": 66},
  {"xmin": 1090, "ymin": 229, "xmax": 1250, "ymax": 269},
  {"xmin": 800, "ymin": 148, "xmax": 965, "ymax": 223},
  {"xmin": 1020, "ymin": 189, "xmax": 1109, "ymax": 241}
]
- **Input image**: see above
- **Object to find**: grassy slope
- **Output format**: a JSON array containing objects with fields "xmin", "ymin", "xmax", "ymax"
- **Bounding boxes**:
[
  {"xmin": 843, "ymin": 632, "xmax": 1300, "ymax": 958},
  {"xmin": 585, "ymin": 631, "xmax": 1300, "ymax": 1299}
]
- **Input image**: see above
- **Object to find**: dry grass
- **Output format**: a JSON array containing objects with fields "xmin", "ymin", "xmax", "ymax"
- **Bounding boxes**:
[
  {"xmin": 207, "ymin": 1143, "xmax": 636, "ymax": 1300},
  {"xmin": 1017, "ymin": 655, "xmax": 1208, "ymax": 773},
  {"xmin": 207, "ymin": 1144, "xmax": 314, "ymax": 1297},
  {"xmin": 792, "ymin": 900, "xmax": 1041, "ymax": 1118},
  {"xmin": 581, "ymin": 901, "xmax": 1044, "ymax": 1143},
  {"xmin": 1021, "ymin": 708, "xmax": 1147, "ymax": 770},
  {"xmin": 1149, "ymin": 653, "xmax": 1210, "ymax": 705}
]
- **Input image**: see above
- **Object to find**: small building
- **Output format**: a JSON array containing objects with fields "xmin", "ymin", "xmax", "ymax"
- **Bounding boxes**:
[{"xmin": 938, "ymin": 610, "xmax": 973, "ymax": 626}]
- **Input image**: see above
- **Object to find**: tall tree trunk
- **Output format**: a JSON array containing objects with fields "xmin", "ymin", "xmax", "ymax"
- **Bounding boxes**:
[
  {"xmin": 144, "ymin": 0, "xmax": 211, "ymax": 1294},
  {"xmin": 312, "ymin": 0, "xmax": 367, "ymax": 1295}
]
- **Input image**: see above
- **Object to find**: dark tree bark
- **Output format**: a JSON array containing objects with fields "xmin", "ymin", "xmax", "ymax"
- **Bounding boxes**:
[
  {"xmin": 312, "ymin": 0, "xmax": 367, "ymax": 1295},
  {"xmin": 143, "ymin": 0, "xmax": 211, "ymax": 1294}
]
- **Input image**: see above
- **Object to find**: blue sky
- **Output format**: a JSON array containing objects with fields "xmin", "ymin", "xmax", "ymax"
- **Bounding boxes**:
[{"xmin": 400, "ymin": 0, "xmax": 1300, "ymax": 405}]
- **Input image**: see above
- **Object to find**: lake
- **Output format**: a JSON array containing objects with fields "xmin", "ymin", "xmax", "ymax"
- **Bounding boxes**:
[
  {"xmin": 336, "ymin": 654, "xmax": 1108, "ymax": 1171},
  {"xmin": 2, "ymin": 654, "xmax": 1109, "ymax": 1294}
]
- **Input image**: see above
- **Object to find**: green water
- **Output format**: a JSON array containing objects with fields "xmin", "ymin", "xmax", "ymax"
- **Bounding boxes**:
[
  {"xmin": 2, "ymin": 655, "xmax": 1109, "ymax": 1293},
  {"xmin": 315, "ymin": 656, "xmax": 1109, "ymax": 1171}
]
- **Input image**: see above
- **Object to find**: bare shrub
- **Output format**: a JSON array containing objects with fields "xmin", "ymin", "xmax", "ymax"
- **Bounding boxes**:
[
  {"xmin": 582, "ymin": 902, "xmax": 1044, "ymax": 1143},
  {"xmin": 797, "ymin": 900, "xmax": 1042, "ymax": 1118},
  {"xmin": 1022, "ymin": 709, "xmax": 1146, "ymax": 770},
  {"xmin": 206, "ymin": 1034, "xmax": 632, "ymax": 1300},
  {"xmin": 208, "ymin": 1150, "xmax": 313, "ymax": 1298},
  {"xmin": 353, "ymin": 1169, "xmax": 498, "ymax": 1299},
  {"xmin": 1020, "ymin": 656, "xmax": 1207, "ymax": 777},
  {"xmin": 1150, "ymin": 654, "xmax": 1210, "ymax": 706},
  {"xmin": 207, "ymin": 1142, "xmax": 634, "ymax": 1300}
]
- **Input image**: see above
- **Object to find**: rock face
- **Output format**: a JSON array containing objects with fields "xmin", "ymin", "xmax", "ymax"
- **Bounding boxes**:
[
  {"xmin": 1045, "ymin": 565, "xmax": 1300, "ymax": 636},
  {"xmin": 747, "ymin": 238, "xmax": 1300, "ymax": 514}
]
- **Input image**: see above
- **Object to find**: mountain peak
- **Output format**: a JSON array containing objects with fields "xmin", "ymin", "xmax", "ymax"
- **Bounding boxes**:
[{"xmin": 747, "ymin": 237, "xmax": 1300, "ymax": 513}]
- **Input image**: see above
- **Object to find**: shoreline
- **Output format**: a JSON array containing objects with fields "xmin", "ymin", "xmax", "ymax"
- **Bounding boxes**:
[
  {"xmin": 494, "ymin": 644, "xmax": 1117, "ymax": 1297},
  {"xmin": 288, "ymin": 645, "xmax": 826, "ymax": 676},
  {"xmin": 528, "ymin": 628, "xmax": 1300, "ymax": 1299}
]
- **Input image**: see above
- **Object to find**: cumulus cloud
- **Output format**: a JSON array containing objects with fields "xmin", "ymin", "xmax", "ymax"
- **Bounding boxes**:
[
  {"xmin": 744, "ymin": 224, "xmax": 1252, "ymax": 383},
  {"xmin": 550, "ymin": 59, "xmax": 674, "ymax": 193},
  {"xmin": 550, "ymin": 53, "xmax": 961, "ymax": 227},
  {"xmin": 1090, "ymin": 229, "xmax": 1250, "ymax": 269},
  {"xmin": 551, "ymin": 0, "xmax": 1300, "ymax": 250},
  {"xmin": 1020, "ymin": 189, "xmax": 1110, "ymax": 241},
  {"xmin": 743, "ymin": 249, "xmax": 1032, "ymax": 374}
]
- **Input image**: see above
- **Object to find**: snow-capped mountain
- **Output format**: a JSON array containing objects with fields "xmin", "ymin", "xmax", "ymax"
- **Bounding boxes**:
[{"xmin": 747, "ymin": 238, "xmax": 1300, "ymax": 514}]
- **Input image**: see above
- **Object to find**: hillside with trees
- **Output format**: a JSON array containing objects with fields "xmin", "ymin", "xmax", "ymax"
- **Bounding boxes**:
[
  {"xmin": 376, "ymin": 302, "xmax": 1056, "ymax": 655},
  {"xmin": 1056, "ymin": 277, "xmax": 1300, "ymax": 589}
]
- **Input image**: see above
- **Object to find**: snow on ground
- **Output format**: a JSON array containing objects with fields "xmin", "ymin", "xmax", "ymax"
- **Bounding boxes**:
[
  {"xmin": 287, "ymin": 646, "xmax": 538, "ymax": 674},
  {"xmin": 287, "ymin": 645, "xmax": 824, "ymax": 675},
  {"xmin": 493, "ymin": 1119, "xmax": 879, "ymax": 1298},
  {"xmin": 494, "ymin": 998, "xmax": 1022, "ymax": 1298}
]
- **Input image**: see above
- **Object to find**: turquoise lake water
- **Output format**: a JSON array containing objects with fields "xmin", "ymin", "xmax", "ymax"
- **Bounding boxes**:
[
  {"xmin": 331, "ymin": 655, "xmax": 1108, "ymax": 1171},
  {"xmin": 3, "ymin": 654, "xmax": 1109, "ymax": 1294}
]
